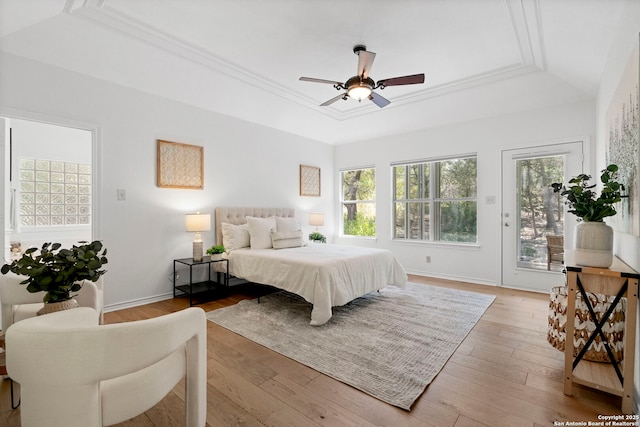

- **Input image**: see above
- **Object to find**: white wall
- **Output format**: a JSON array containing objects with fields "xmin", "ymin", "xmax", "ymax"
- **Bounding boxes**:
[
  {"xmin": 10, "ymin": 118, "xmax": 91, "ymax": 163},
  {"xmin": 594, "ymin": 0, "xmax": 640, "ymax": 413},
  {"xmin": 334, "ymin": 100, "xmax": 595, "ymax": 285},
  {"xmin": 0, "ymin": 52, "xmax": 334, "ymax": 310}
]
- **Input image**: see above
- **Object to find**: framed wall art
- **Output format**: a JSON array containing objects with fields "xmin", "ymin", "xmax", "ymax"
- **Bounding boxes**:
[
  {"xmin": 605, "ymin": 36, "xmax": 639, "ymax": 237},
  {"xmin": 157, "ymin": 140, "xmax": 204, "ymax": 189},
  {"xmin": 300, "ymin": 164, "xmax": 321, "ymax": 197}
]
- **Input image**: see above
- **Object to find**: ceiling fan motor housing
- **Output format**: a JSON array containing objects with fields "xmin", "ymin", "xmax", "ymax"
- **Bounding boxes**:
[{"xmin": 346, "ymin": 75, "xmax": 375, "ymax": 91}]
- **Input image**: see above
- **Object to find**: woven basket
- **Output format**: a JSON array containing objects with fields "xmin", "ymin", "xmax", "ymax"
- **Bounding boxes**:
[
  {"xmin": 547, "ymin": 286, "xmax": 625, "ymax": 363},
  {"xmin": 36, "ymin": 298, "xmax": 79, "ymax": 316}
]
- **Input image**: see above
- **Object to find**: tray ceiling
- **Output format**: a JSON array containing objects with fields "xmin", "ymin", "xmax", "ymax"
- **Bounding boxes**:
[{"xmin": 0, "ymin": 0, "xmax": 627, "ymax": 144}]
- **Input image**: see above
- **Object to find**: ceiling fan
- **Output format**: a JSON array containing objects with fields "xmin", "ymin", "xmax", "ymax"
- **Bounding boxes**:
[{"xmin": 299, "ymin": 44, "xmax": 425, "ymax": 108}]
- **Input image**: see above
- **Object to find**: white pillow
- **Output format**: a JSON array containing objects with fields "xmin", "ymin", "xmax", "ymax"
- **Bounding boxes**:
[
  {"xmin": 246, "ymin": 216, "xmax": 277, "ymax": 249},
  {"xmin": 220, "ymin": 222, "xmax": 250, "ymax": 251},
  {"xmin": 271, "ymin": 230, "xmax": 303, "ymax": 249},
  {"xmin": 275, "ymin": 216, "xmax": 300, "ymax": 232}
]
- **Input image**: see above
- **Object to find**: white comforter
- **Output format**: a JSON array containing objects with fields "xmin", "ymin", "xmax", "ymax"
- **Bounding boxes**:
[{"xmin": 227, "ymin": 244, "xmax": 407, "ymax": 325}]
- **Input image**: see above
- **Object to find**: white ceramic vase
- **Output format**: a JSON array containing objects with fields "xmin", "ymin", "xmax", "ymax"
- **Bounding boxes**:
[{"xmin": 573, "ymin": 221, "xmax": 613, "ymax": 268}]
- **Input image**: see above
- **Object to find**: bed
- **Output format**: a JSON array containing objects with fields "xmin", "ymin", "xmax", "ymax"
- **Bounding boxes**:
[{"xmin": 215, "ymin": 207, "xmax": 407, "ymax": 325}]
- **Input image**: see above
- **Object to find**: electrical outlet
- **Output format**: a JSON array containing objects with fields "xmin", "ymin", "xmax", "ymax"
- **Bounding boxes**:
[{"xmin": 425, "ymin": 256, "xmax": 431, "ymax": 263}]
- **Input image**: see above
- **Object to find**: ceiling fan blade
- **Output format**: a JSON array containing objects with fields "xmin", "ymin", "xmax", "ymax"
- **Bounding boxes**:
[
  {"xmin": 369, "ymin": 91, "xmax": 390, "ymax": 108},
  {"xmin": 300, "ymin": 77, "xmax": 344, "ymax": 86},
  {"xmin": 320, "ymin": 93, "xmax": 348, "ymax": 106},
  {"xmin": 377, "ymin": 73, "xmax": 425, "ymax": 87},
  {"xmin": 357, "ymin": 50, "xmax": 376, "ymax": 78}
]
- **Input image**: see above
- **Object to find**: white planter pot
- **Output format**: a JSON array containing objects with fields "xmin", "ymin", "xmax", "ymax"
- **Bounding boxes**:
[
  {"xmin": 573, "ymin": 221, "xmax": 613, "ymax": 268},
  {"xmin": 209, "ymin": 253, "xmax": 223, "ymax": 261}
]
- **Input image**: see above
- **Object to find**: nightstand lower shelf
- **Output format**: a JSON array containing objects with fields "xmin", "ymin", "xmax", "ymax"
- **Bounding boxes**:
[
  {"xmin": 571, "ymin": 360, "xmax": 625, "ymax": 397},
  {"xmin": 175, "ymin": 281, "xmax": 227, "ymax": 305}
]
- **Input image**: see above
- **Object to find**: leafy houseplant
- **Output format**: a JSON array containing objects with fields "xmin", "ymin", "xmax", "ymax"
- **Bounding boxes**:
[
  {"xmin": 206, "ymin": 245, "xmax": 225, "ymax": 255},
  {"xmin": 308, "ymin": 231, "xmax": 326, "ymax": 243},
  {"xmin": 206, "ymin": 244, "xmax": 225, "ymax": 260},
  {"xmin": 551, "ymin": 164, "xmax": 626, "ymax": 268},
  {"xmin": 1, "ymin": 241, "xmax": 108, "ymax": 304},
  {"xmin": 551, "ymin": 164, "xmax": 626, "ymax": 222}
]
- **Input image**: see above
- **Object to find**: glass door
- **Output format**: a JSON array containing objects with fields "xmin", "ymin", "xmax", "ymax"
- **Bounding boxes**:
[{"xmin": 501, "ymin": 142, "xmax": 583, "ymax": 292}]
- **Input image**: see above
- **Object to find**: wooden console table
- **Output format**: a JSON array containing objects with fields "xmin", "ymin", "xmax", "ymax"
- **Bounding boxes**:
[{"xmin": 563, "ymin": 252, "xmax": 638, "ymax": 414}]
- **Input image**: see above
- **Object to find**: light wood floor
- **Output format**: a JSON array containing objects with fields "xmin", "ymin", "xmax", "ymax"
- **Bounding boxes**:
[{"xmin": 1, "ymin": 275, "xmax": 623, "ymax": 426}]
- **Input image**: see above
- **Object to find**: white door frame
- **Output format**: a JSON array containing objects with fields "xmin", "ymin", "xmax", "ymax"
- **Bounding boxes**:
[
  {"xmin": 0, "ymin": 108, "xmax": 102, "ymax": 245},
  {"xmin": 500, "ymin": 140, "xmax": 585, "ymax": 292},
  {"xmin": 1, "ymin": 118, "xmax": 7, "ymax": 263}
]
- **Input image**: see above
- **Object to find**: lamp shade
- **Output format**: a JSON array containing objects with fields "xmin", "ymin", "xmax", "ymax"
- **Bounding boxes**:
[
  {"xmin": 309, "ymin": 212, "xmax": 325, "ymax": 227},
  {"xmin": 185, "ymin": 213, "xmax": 211, "ymax": 232}
]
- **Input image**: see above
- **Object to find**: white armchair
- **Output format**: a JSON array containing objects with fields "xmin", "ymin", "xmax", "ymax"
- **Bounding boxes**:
[
  {"xmin": 6, "ymin": 306, "xmax": 207, "ymax": 427},
  {"xmin": 0, "ymin": 271, "xmax": 104, "ymax": 331}
]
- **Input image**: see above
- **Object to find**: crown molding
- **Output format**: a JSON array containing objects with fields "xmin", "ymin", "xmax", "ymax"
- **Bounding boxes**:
[
  {"xmin": 64, "ymin": 0, "xmax": 548, "ymax": 122},
  {"xmin": 505, "ymin": 0, "xmax": 546, "ymax": 70}
]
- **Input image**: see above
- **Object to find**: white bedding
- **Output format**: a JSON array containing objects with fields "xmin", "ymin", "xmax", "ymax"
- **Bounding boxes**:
[{"xmin": 227, "ymin": 244, "xmax": 407, "ymax": 325}]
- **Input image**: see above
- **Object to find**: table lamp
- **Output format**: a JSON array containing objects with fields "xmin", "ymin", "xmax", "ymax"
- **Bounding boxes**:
[
  {"xmin": 309, "ymin": 212, "xmax": 324, "ymax": 231},
  {"xmin": 185, "ymin": 212, "xmax": 211, "ymax": 262}
]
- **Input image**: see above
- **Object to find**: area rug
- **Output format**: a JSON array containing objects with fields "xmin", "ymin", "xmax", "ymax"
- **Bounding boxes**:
[{"xmin": 206, "ymin": 283, "xmax": 495, "ymax": 410}]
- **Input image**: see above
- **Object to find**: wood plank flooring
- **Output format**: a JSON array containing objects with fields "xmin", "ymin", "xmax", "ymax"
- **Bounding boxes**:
[{"xmin": 0, "ymin": 275, "xmax": 623, "ymax": 426}]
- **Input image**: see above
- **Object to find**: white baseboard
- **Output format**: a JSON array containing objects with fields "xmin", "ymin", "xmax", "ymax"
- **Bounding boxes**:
[
  {"xmin": 104, "ymin": 292, "xmax": 173, "ymax": 313},
  {"xmin": 406, "ymin": 270, "xmax": 551, "ymax": 295},
  {"xmin": 405, "ymin": 269, "xmax": 498, "ymax": 288}
]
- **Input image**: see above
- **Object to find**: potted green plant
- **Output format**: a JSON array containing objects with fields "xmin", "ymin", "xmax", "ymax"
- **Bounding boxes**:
[
  {"xmin": 206, "ymin": 244, "xmax": 226, "ymax": 260},
  {"xmin": 551, "ymin": 164, "xmax": 626, "ymax": 267},
  {"xmin": 1, "ymin": 241, "xmax": 108, "ymax": 314},
  {"xmin": 308, "ymin": 231, "xmax": 326, "ymax": 243}
]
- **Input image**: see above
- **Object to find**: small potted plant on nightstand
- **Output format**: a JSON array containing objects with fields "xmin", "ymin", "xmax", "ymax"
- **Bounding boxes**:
[
  {"xmin": 206, "ymin": 245, "xmax": 226, "ymax": 261},
  {"xmin": 308, "ymin": 232, "xmax": 326, "ymax": 243}
]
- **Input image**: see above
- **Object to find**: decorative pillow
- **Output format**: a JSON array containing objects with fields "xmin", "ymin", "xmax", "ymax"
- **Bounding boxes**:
[
  {"xmin": 220, "ymin": 222, "xmax": 250, "ymax": 251},
  {"xmin": 275, "ymin": 216, "xmax": 300, "ymax": 232},
  {"xmin": 271, "ymin": 230, "xmax": 304, "ymax": 249},
  {"xmin": 246, "ymin": 216, "xmax": 277, "ymax": 249}
]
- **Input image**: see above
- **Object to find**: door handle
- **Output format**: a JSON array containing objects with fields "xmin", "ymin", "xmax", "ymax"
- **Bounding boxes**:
[{"xmin": 504, "ymin": 222, "xmax": 510, "ymax": 227}]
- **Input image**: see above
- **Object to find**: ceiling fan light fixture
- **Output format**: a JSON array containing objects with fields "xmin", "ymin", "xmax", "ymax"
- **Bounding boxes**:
[
  {"xmin": 348, "ymin": 84, "xmax": 372, "ymax": 101},
  {"xmin": 345, "ymin": 75, "xmax": 374, "ymax": 102}
]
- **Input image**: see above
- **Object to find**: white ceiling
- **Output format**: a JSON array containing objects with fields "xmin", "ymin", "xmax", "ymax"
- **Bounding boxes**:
[{"xmin": 0, "ymin": 0, "xmax": 627, "ymax": 144}]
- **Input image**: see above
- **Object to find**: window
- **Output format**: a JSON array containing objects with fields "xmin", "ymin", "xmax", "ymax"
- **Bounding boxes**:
[
  {"xmin": 393, "ymin": 156, "xmax": 477, "ymax": 243},
  {"xmin": 341, "ymin": 167, "xmax": 375, "ymax": 237},
  {"xmin": 19, "ymin": 158, "xmax": 91, "ymax": 227}
]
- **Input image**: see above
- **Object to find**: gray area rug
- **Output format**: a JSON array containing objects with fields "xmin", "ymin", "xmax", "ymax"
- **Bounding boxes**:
[{"xmin": 206, "ymin": 282, "xmax": 495, "ymax": 410}]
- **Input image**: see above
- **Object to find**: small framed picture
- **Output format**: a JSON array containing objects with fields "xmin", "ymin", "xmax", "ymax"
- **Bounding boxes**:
[
  {"xmin": 157, "ymin": 140, "xmax": 204, "ymax": 189},
  {"xmin": 300, "ymin": 164, "xmax": 321, "ymax": 197}
]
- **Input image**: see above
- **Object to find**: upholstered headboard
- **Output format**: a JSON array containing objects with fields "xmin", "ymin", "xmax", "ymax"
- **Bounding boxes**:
[{"xmin": 215, "ymin": 207, "xmax": 296, "ymax": 245}]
